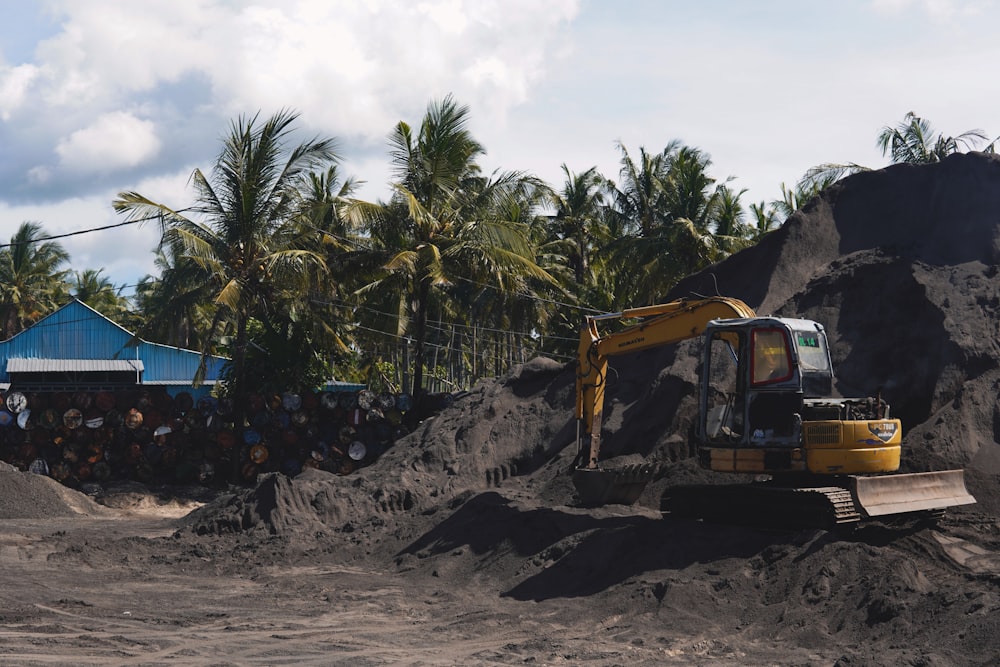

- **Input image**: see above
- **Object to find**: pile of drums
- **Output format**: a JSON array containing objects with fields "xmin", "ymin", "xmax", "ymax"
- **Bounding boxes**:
[{"xmin": 0, "ymin": 387, "xmax": 416, "ymax": 487}]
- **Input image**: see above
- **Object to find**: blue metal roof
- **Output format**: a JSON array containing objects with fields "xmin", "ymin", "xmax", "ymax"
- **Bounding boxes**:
[{"xmin": 0, "ymin": 300, "xmax": 227, "ymax": 387}]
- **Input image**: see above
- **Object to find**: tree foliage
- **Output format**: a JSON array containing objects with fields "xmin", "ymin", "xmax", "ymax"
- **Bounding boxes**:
[
  {"xmin": 344, "ymin": 95, "xmax": 554, "ymax": 400},
  {"xmin": 6, "ymin": 106, "xmax": 989, "ymax": 399},
  {"xmin": 113, "ymin": 109, "xmax": 340, "ymax": 401},
  {"xmin": 0, "ymin": 222, "xmax": 70, "ymax": 339}
]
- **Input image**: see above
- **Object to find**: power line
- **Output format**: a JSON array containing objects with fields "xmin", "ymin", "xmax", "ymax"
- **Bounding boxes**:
[
  {"xmin": 0, "ymin": 212, "xmax": 172, "ymax": 249},
  {"xmin": 451, "ymin": 275, "xmax": 604, "ymax": 313},
  {"xmin": 310, "ymin": 295, "xmax": 580, "ymax": 343},
  {"xmin": 350, "ymin": 322, "xmax": 575, "ymax": 362}
]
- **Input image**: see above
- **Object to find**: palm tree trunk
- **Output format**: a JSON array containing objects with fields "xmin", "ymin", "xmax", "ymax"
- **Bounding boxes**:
[
  {"xmin": 411, "ymin": 281, "xmax": 430, "ymax": 402},
  {"xmin": 447, "ymin": 324, "xmax": 456, "ymax": 389},
  {"xmin": 402, "ymin": 340, "xmax": 411, "ymax": 397},
  {"xmin": 431, "ymin": 317, "xmax": 441, "ymax": 390},
  {"xmin": 0, "ymin": 304, "xmax": 15, "ymax": 340},
  {"xmin": 231, "ymin": 313, "xmax": 249, "ymax": 480}
]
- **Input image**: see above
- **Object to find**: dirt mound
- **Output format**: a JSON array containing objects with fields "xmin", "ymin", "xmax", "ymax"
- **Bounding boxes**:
[
  {"xmin": 173, "ymin": 152, "xmax": 1000, "ymax": 664},
  {"xmin": 191, "ymin": 151, "xmax": 1000, "ymax": 533},
  {"xmin": 185, "ymin": 356, "xmax": 578, "ymax": 537},
  {"xmin": 0, "ymin": 460, "xmax": 114, "ymax": 519}
]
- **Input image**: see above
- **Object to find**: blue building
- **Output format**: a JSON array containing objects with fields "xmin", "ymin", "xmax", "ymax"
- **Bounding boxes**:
[{"xmin": 0, "ymin": 299, "xmax": 227, "ymax": 397}]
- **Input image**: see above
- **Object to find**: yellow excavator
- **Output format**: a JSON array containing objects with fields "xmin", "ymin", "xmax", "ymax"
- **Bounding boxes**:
[{"xmin": 573, "ymin": 296, "xmax": 976, "ymax": 527}]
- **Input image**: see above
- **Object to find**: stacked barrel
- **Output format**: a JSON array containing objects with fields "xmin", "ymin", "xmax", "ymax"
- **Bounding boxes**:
[{"xmin": 0, "ymin": 387, "xmax": 419, "ymax": 488}]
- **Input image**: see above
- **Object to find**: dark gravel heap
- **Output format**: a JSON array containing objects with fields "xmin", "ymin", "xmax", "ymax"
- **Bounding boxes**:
[
  {"xmin": 10, "ymin": 151, "xmax": 1000, "ymax": 666},
  {"xmin": 188, "ymin": 152, "xmax": 1000, "ymax": 534}
]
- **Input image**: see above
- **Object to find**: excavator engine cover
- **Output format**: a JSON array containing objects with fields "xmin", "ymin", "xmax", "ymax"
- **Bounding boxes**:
[{"xmin": 573, "ymin": 464, "xmax": 657, "ymax": 507}]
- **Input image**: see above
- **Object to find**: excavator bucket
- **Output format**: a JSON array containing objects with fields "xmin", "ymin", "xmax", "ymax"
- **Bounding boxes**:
[
  {"xmin": 849, "ymin": 469, "xmax": 976, "ymax": 518},
  {"xmin": 572, "ymin": 464, "xmax": 657, "ymax": 507}
]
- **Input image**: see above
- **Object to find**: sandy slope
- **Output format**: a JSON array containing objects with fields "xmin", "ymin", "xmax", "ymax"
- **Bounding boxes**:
[{"xmin": 5, "ymin": 153, "xmax": 1000, "ymax": 666}]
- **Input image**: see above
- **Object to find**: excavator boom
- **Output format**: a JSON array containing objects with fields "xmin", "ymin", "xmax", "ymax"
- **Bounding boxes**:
[
  {"xmin": 573, "ymin": 296, "xmax": 755, "ymax": 505},
  {"xmin": 575, "ymin": 297, "xmax": 756, "ymax": 467}
]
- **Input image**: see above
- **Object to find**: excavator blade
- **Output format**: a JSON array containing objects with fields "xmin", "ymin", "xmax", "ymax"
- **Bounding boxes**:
[
  {"xmin": 849, "ymin": 469, "xmax": 976, "ymax": 518},
  {"xmin": 572, "ymin": 464, "xmax": 657, "ymax": 506}
]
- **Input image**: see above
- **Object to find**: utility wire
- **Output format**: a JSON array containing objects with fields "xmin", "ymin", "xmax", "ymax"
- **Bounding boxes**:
[
  {"xmin": 310, "ymin": 295, "xmax": 579, "ymax": 343},
  {"xmin": 0, "ymin": 212, "xmax": 177, "ymax": 249},
  {"xmin": 350, "ymin": 322, "xmax": 575, "ymax": 362},
  {"xmin": 450, "ymin": 275, "xmax": 604, "ymax": 314},
  {"xmin": 3, "ymin": 212, "xmax": 604, "ymax": 314}
]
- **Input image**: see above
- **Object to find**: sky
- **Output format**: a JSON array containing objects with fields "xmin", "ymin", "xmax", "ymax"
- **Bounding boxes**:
[{"xmin": 0, "ymin": 0, "xmax": 997, "ymax": 297}]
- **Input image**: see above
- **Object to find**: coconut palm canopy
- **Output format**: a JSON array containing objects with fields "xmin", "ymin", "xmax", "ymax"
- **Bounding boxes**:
[{"xmin": 0, "ymin": 108, "xmax": 987, "ymax": 399}]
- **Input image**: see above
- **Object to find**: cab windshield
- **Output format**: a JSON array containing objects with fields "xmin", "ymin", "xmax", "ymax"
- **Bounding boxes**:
[{"xmin": 792, "ymin": 329, "xmax": 830, "ymax": 373}]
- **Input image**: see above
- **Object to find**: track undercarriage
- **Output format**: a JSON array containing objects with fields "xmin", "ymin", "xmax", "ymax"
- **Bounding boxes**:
[
  {"xmin": 659, "ymin": 470, "xmax": 975, "ymax": 529},
  {"xmin": 663, "ymin": 483, "xmax": 862, "ymax": 529}
]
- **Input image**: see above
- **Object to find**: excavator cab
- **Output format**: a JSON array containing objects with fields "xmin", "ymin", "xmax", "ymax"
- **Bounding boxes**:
[
  {"xmin": 700, "ymin": 318, "xmax": 826, "ymax": 453},
  {"xmin": 697, "ymin": 317, "xmax": 887, "ymax": 473}
]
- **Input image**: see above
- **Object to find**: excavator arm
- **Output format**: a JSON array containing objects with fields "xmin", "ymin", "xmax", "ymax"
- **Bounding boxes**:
[{"xmin": 575, "ymin": 296, "xmax": 756, "ymax": 470}]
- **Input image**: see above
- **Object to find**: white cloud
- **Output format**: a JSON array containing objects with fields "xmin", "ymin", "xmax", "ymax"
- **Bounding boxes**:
[
  {"xmin": 870, "ymin": 0, "xmax": 994, "ymax": 18},
  {"xmin": 8, "ymin": 0, "xmax": 1000, "ymax": 289},
  {"xmin": 202, "ymin": 0, "xmax": 579, "ymax": 136},
  {"xmin": 418, "ymin": 0, "xmax": 470, "ymax": 34},
  {"xmin": 33, "ymin": 0, "xmax": 223, "ymax": 99},
  {"xmin": 0, "ymin": 0, "xmax": 577, "ymax": 213},
  {"xmin": 16, "ymin": 0, "xmax": 577, "ymax": 140},
  {"xmin": 0, "ymin": 192, "xmax": 161, "ymax": 289},
  {"xmin": 0, "ymin": 63, "xmax": 41, "ymax": 120},
  {"xmin": 55, "ymin": 111, "xmax": 161, "ymax": 172}
]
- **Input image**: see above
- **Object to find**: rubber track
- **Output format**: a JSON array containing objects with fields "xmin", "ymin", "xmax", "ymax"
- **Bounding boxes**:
[{"xmin": 662, "ymin": 483, "xmax": 862, "ymax": 529}]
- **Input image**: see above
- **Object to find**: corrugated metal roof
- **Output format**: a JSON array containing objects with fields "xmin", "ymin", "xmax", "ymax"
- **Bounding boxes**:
[
  {"xmin": 0, "ymin": 300, "xmax": 229, "ymax": 386},
  {"xmin": 324, "ymin": 380, "xmax": 366, "ymax": 391},
  {"xmin": 7, "ymin": 358, "xmax": 144, "ymax": 373}
]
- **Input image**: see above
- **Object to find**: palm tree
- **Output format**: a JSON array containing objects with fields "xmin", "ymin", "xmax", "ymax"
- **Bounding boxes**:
[
  {"xmin": 608, "ymin": 142, "xmax": 729, "ymax": 304},
  {"xmin": 302, "ymin": 165, "xmax": 361, "ymax": 257},
  {"xmin": 748, "ymin": 201, "xmax": 781, "ymax": 241},
  {"xmin": 877, "ymin": 111, "xmax": 988, "ymax": 164},
  {"xmin": 345, "ymin": 95, "xmax": 553, "ymax": 400},
  {"xmin": 770, "ymin": 182, "xmax": 802, "ymax": 220},
  {"xmin": 296, "ymin": 165, "xmax": 361, "ymax": 344},
  {"xmin": 0, "ymin": 221, "xmax": 70, "ymax": 338},
  {"xmin": 712, "ymin": 184, "xmax": 751, "ymax": 254},
  {"xmin": 133, "ymin": 244, "xmax": 215, "ymax": 349},
  {"xmin": 660, "ymin": 145, "xmax": 722, "ymax": 230},
  {"xmin": 279, "ymin": 164, "xmax": 365, "ymax": 386},
  {"xmin": 612, "ymin": 141, "xmax": 677, "ymax": 237},
  {"xmin": 546, "ymin": 164, "xmax": 610, "ymax": 288},
  {"xmin": 113, "ymin": 109, "xmax": 340, "ymax": 407},
  {"xmin": 70, "ymin": 268, "xmax": 131, "ymax": 321},
  {"xmin": 799, "ymin": 112, "xmax": 992, "ymax": 196}
]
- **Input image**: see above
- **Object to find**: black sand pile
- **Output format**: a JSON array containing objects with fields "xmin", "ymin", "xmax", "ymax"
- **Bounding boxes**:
[
  {"xmin": 0, "ymin": 460, "xmax": 112, "ymax": 519},
  {"xmin": 11, "ymin": 151, "xmax": 994, "ymax": 665},
  {"xmin": 188, "ymin": 152, "xmax": 1000, "ymax": 536}
]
